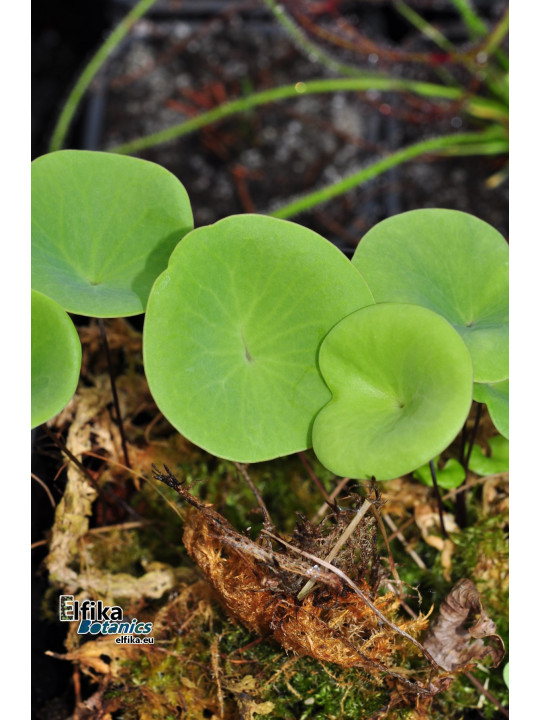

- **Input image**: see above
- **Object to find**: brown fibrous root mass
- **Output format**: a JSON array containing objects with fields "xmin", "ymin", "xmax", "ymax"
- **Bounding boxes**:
[{"xmin": 152, "ymin": 465, "xmax": 453, "ymax": 699}]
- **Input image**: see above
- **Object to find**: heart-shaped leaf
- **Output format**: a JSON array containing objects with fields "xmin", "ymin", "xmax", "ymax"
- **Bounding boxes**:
[
  {"xmin": 143, "ymin": 214, "xmax": 374, "ymax": 462},
  {"xmin": 352, "ymin": 209, "xmax": 508, "ymax": 383},
  {"xmin": 32, "ymin": 150, "xmax": 193, "ymax": 317},
  {"xmin": 312, "ymin": 303, "xmax": 473, "ymax": 480},
  {"xmin": 473, "ymin": 380, "xmax": 509, "ymax": 439},
  {"xmin": 32, "ymin": 290, "xmax": 82, "ymax": 428}
]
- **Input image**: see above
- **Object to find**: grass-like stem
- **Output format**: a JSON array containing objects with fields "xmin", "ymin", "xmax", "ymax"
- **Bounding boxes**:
[{"xmin": 49, "ymin": 0, "xmax": 160, "ymax": 152}]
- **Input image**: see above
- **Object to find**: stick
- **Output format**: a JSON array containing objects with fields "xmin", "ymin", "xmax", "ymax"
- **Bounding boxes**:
[
  {"xmin": 298, "ymin": 452, "xmax": 334, "ymax": 506},
  {"xmin": 297, "ymin": 498, "xmax": 371, "ymax": 600},
  {"xmin": 429, "ymin": 460, "xmax": 448, "ymax": 538},
  {"xmin": 98, "ymin": 319, "xmax": 131, "ymax": 469},
  {"xmin": 311, "ymin": 476, "xmax": 351, "ymax": 525},
  {"xmin": 370, "ymin": 502, "xmax": 403, "ymax": 595},
  {"xmin": 455, "ymin": 401, "xmax": 482, "ymax": 528},
  {"xmin": 31, "ymin": 472, "xmax": 56, "ymax": 508},
  {"xmin": 262, "ymin": 529, "xmax": 438, "ymax": 670},
  {"xmin": 382, "ymin": 514, "xmax": 427, "ymax": 570},
  {"xmin": 234, "ymin": 463, "xmax": 275, "ymax": 532}
]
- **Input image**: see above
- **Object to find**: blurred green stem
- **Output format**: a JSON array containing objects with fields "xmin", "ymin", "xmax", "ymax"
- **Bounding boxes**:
[
  {"xmin": 109, "ymin": 77, "xmax": 507, "ymax": 155},
  {"xmin": 49, "ymin": 0, "xmax": 160, "ymax": 152},
  {"xmin": 269, "ymin": 128, "xmax": 507, "ymax": 219},
  {"xmin": 261, "ymin": 0, "xmax": 370, "ymax": 78}
]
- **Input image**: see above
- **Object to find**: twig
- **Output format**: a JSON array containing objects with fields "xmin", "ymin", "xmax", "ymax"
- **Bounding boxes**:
[
  {"xmin": 370, "ymin": 503, "xmax": 403, "ymax": 596},
  {"xmin": 311, "ymin": 476, "xmax": 351, "ymax": 525},
  {"xmin": 297, "ymin": 452, "xmax": 334, "ymax": 506},
  {"xmin": 385, "ymin": 577, "xmax": 510, "ymax": 717},
  {"xmin": 98, "ymin": 319, "xmax": 131, "ymax": 469},
  {"xmin": 261, "ymin": 529, "xmax": 438, "ymax": 671},
  {"xmin": 386, "ymin": 515, "xmax": 415, "ymax": 542},
  {"xmin": 227, "ymin": 637, "xmax": 263, "ymax": 658},
  {"xmin": 465, "ymin": 402, "xmax": 483, "ymax": 471},
  {"xmin": 384, "ymin": 581, "xmax": 418, "ymax": 620},
  {"xmin": 429, "ymin": 460, "xmax": 448, "ymax": 538},
  {"xmin": 85, "ymin": 520, "xmax": 148, "ymax": 534},
  {"xmin": 73, "ymin": 666, "xmax": 82, "ymax": 719},
  {"xmin": 31, "ymin": 472, "xmax": 56, "ymax": 508},
  {"xmin": 456, "ymin": 402, "xmax": 483, "ymax": 528},
  {"xmin": 31, "ymin": 539, "xmax": 48, "ymax": 550},
  {"xmin": 143, "ymin": 411, "xmax": 164, "ymax": 444},
  {"xmin": 211, "ymin": 636, "xmax": 224, "ymax": 720},
  {"xmin": 382, "ymin": 514, "xmax": 427, "ymax": 570},
  {"xmin": 465, "ymin": 670, "xmax": 509, "ymax": 718},
  {"xmin": 234, "ymin": 463, "xmax": 275, "ymax": 532},
  {"xmin": 297, "ymin": 498, "xmax": 371, "ymax": 600},
  {"xmin": 42, "ymin": 426, "xmax": 97, "ymax": 486},
  {"xmin": 441, "ymin": 472, "xmax": 508, "ymax": 501}
]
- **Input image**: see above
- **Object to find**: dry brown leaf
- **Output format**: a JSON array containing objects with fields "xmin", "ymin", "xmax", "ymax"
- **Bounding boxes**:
[
  {"xmin": 48, "ymin": 635, "xmax": 139, "ymax": 678},
  {"xmin": 236, "ymin": 697, "xmax": 275, "ymax": 720},
  {"xmin": 379, "ymin": 477, "xmax": 430, "ymax": 517},
  {"xmin": 46, "ymin": 375, "xmax": 185, "ymax": 601},
  {"xmin": 482, "ymin": 472, "xmax": 509, "ymax": 517},
  {"xmin": 423, "ymin": 578, "xmax": 505, "ymax": 672}
]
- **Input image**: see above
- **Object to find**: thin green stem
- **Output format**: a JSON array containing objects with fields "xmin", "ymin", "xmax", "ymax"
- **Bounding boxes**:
[
  {"xmin": 437, "ymin": 140, "xmax": 509, "ymax": 156},
  {"xmin": 269, "ymin": 129, "xmax": 506, "ymax": 219},
  {"xmin": 49, "ymin": 0, "xmax": 160, "ymax": 152},
  {"xmin": 261, "ymin": 0, "xmax": 369, "ymax": 78},
  {"xmin": 393, "ymin": 0, "xmax": 461, "ymax": 87},
  {"xmin": 482, "ymin": 8, "xmax": 510, "ymax": 60},
  {"xmin": 109, "ymin": 77, "xmax": 507, "ymax": 156},
  {"xmin": 394, "ymin": 0, "xmax": 508, "ymax": 86},
  {"xmin": 394, "ymin": 0, "xmax": 455, "ymax": 54},
  {"xmin": 450, "ymin": 0, "xmax": 488, "ymax": 40}
]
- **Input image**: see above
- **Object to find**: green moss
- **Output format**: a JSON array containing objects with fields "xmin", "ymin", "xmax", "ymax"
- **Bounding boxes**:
[{"xmin": 85, "ymin": 529, "xmax": 146, "ymax": 575}]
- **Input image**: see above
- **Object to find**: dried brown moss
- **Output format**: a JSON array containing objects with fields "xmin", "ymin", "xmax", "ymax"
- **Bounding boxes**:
[{"xmin": 154, "ymin": 465, "xmax": 448, "ymax": 698}]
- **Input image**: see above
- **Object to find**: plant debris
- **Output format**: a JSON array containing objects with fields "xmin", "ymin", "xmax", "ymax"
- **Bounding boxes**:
[
  {"xmin": 153, "ymin": 465, "xmax": 452, "ymax": 698},
  {"xmin": 36, "ymin": 318, "xmax": 508, "ymax": 719},
  {"xmin": 423, "ymin": 578, "xmax": 505, "ymax": 673}
]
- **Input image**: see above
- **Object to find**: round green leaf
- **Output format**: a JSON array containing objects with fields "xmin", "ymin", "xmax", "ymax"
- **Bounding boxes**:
[
  {"xmin": 32, "ymin": 290, "xmax": 82, "ymax": 429},
  {"xmin": 468, "ymin": 435, "xmax": 509, "ymax": 476},
  {"xmin": 143, "ymin": 214, "xmax": 374, "ymax": 462},
  {"xmin": 414, "ymin": 457, "xmax": 466, "ymax": 490},
  {"xmin": 503, "ymin": 662, "xmax": 509, "ymax": 688},
  {"xmin": 32, "ymin": 150, "xmax": 193, "ymax": 317},
  {"xmin": 312, "ymin": 303, "xmax": 473, "ymax": 480},
  {"xmin": 474, "ymin": 380, "xmax": 509, "ymax": 439},
  {"xmin": 352, "ymin": 209, "xmax": 508, "ymax": 383}
]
